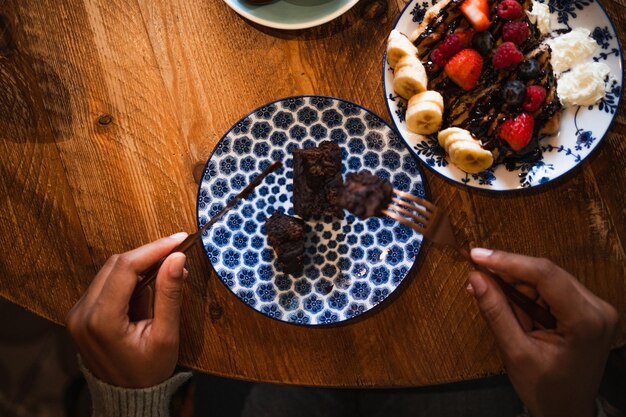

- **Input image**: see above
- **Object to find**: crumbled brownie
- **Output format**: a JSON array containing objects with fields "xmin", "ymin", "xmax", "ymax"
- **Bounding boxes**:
[
  {"xmin": 293, "ymin": 141, "xmax": 343, "ymax": 218},
  {"xmin": 339, "ymin": 171, "xmax": 393, "ymax": 219},
  {"xmin": 265, "ymin": 211, "xmax": 305, "ymax": 275}
]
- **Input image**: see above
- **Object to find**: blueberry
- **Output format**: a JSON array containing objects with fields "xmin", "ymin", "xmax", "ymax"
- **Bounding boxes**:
[
  {"xmin": 517, "ymin": 59, "xmax": 540, "ymax": 80},
  {"xmin": 502, "ymin": 80, "xmax": 526, "ymax": 107},
  {"xmin": 472, "ymin": 31, "xmax": 494, "ymax": 56}
]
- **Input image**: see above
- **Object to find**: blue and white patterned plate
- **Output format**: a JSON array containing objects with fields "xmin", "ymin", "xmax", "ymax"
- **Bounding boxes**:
[
  {"xmin": 196, "ymin": 96, "xmax": 427, "ymax": 325},
  {"xmin": 384, "ymin": 0, "xmax": 623, "ymax": 190}
]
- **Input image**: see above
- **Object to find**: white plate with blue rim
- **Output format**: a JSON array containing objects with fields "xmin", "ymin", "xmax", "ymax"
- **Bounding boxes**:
[
  {"xmin": 383, "ymin": 0, "xmax": 622, "ymax": 190},
  {"xmin": 196, "ymin": 96, "xmax": 427, "ymax": 325},
  {"xmin": 223, "ymin": 0, "xmax": 359, "ymax": 30}
]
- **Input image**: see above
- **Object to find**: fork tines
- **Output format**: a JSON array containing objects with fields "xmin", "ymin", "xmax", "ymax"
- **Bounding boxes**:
[{"xmin": 381, "ymin": 189, "xmax": 437, "ymax": 235}]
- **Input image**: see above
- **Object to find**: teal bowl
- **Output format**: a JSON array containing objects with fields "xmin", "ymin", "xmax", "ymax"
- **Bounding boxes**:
[{"xmin": 223, "ymin": 0, "xmax": 359, "ymax": 30}]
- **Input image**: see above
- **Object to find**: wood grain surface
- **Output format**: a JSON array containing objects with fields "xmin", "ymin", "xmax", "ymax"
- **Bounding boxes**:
[{"xmin": 1, "ymin": 0, "xmax": 624, "ymax": 387}]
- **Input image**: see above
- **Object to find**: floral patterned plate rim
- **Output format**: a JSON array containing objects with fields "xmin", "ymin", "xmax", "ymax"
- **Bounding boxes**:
[
  {"xmin": 196, "ymin": 95, "xmax": 428, "ymax": 326},
  {"xmin": 383, "ymin": 0, "xmax": 623, "ymax": 191}
]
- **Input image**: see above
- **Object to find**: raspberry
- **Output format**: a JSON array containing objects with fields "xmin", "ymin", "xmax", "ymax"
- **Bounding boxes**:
[
  {"xmin": 499, "ymin": 113, "xmax": 535, "ymax": 151},
  {"xmin": 438, "ymin": 34, "xmax": 463, "ymax": 57},
  {"xmin": 492, "ymin": 42, "xmax": 524, "ymax": 69},
  {"xmin": 497, "ymin": 0, "xmax": 523, "ymax": 20},
  {"xmin": 455, "ymin": 29, "xmax": 475, "ymax": 48},
  {"xmin": 522, "ymin": 85, "xmax": 547, "ymax": 112},
  {"xmin": 430, "ymin": 48, "xmax": 448, "ymax": 66},
  {"xmin": 430, "ymin": 34, "xmax": 464, "ymax": 66},
  {"xmin": 503, "ymin": 21, "xmax": 529, "ymax": 45}
]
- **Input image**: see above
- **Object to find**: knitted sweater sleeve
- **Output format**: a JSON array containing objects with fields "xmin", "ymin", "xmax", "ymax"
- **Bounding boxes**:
[{"xmin": 79, "ymin": 359, "xmax": 192, "ymax": 417}]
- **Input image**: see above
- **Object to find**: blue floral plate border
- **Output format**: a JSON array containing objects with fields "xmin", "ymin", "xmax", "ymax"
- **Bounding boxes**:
[{"xmin": 383, "ymin": 0, "xmax": 623, "ymax": 191}]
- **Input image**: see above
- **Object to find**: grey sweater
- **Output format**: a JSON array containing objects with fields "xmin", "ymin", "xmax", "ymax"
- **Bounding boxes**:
[{"xmin": 80, "ymin": 361, "xmax": 192, "ymax": 417}]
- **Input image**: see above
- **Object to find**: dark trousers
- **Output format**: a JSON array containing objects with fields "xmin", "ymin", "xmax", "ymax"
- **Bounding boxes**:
[{"xmin": 193, "ymin": 374, "xmax": 525, "ymax": 417}]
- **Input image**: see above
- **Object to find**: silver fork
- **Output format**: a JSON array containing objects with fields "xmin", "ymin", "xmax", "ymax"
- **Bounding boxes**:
[{"xmin": 382, "ymin": 189, "xmax": 557, "ymax": 329}]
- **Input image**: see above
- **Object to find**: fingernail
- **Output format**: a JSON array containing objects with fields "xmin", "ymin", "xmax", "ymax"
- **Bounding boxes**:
[
  {"xmin": 466, "ymin": 283, "xmax": 475, "ymax": 296},
  {"xmin": 169, "ymin": 253, "xmax": 186, "ymax": 279},
  {"xmin": 183, "ymin": 268, "xmax": 189, "ymax": 279},
  {"xmin": 169, "ymin": 232, "xmax": 188, "ymax": 240},
  {"xmin": 469, "ymin": 274, "xmax": 487, "ymax": 297},
  {"xmin": 471, "ymin": 247, "xmax": 493, "ymax": 260}
]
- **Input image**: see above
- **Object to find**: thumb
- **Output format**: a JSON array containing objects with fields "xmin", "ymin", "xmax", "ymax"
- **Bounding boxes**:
[
  {"xmin": 468, "ymin": 272, "xmax": 531, "ymax": 359},
  {"xmin": 152, "ymin": 252, "xmax": 187, "ymax": 339}
]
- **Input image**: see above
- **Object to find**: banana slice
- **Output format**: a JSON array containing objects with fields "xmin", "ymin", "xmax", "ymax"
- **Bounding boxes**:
[
  {"xmin": 394, "ymin": 53, "xmax": 421, "ymax": 70},
  {"xmin": 438, "ymin": 127, "xmax": 493, "ymax": 173},
  {"xmin": 437, "ymin": 127, "xmax": 467, "ymax": 147},
  {"xmin": 405, "ymin": 91, "xmax": 443, "ymax": 134},
  {"xmin": 393, "ymin": 55, "xmax": 428, "ymax": 100},
  {"xmin": 411, "ymin": 90, "xmax": 443, "ymax": 109},
  {"xmin": 438, "ymin": 127, "xmax": 475, "ymax": 150},
  {"xmin": 443, "ymin": 132, "xmax": 476, "ymax": 152},
  {"xmin": 387, "ymin": 30, "xmax": 418, "ymax": 68},
  {"xmin": 452, "ymin": 146, "xmax": 494, "ymax": 173},
  {"xmin": 447, "ymin": 140, "xmax": 483, "ymax": 162}
]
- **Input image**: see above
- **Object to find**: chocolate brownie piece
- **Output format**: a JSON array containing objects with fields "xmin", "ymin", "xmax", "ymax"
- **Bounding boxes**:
[
  {"xmin": 292, "ymin": 141, "xmax": 343, "ymax": 218},
  {"xmin": 265, "ymin": 211, "xmax": 305, "ymax": 275},
  {"xmin": 339, "ymin": 171, "xmax": 393, "ymax": 219}
]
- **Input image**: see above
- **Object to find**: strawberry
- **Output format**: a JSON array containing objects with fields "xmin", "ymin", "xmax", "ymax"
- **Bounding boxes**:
[
  {"xmin": 444, "ymin": 49, "xmax": 484, "ymax": 90},
  {"xmin": 499, "ymin": 113, "xmax": 535, "ymax": 151},
  {"xmin": 460, "ymin": 0, "xmax": 491, "ymax": 32},
  {"xmin": 464, "ymin": 0, "xmax": 489, "ymax": 16}
]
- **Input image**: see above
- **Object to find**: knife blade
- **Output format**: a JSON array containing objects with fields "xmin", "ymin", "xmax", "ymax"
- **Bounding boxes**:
[{"xmin": 132, "ymin": 160, "xmax": 283, "ymax": 298}]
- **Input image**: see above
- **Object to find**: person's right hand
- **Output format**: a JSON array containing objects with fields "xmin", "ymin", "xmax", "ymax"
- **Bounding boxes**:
[
  {"xmin": 66, "ymin": 233, "xmax": 188, "ymax": 388},
  {"xmin": 468, "ymin": 249, "xmax": 618, "ymax": 417}
]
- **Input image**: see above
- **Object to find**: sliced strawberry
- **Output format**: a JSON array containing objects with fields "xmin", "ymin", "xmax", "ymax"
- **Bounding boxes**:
[
  {"xmin": 464, "ymin": 0, "xmax": 489, "ymax": 16},
  {"xmin": 460, "ymin": 0, "xmax": 491, "ymax": 32},
  {"xmin": 444, "ymin": 49, "xmax": 484, "ymax": 90},
  {"xmin": 499, "ymin": 113, "xmax": 534, "ymax": 151}
]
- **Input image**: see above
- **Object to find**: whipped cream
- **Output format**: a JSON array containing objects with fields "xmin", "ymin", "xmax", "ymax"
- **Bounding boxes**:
[
  {"xmin": 546, "ymin": 28, "xmax": 598, "ymax": 73},
  {"xmin": 557, "ymin": 62, "xmax": 611, "ymax": 107},
  {"xmin": 526, "ymin": 1, "xmax": 551, "ymax": 35}
]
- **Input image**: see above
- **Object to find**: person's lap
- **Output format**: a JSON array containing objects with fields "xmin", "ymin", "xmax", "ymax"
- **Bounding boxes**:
[{"xmin": 194, "ymin": 373, "xmax": 525, "ymax": 417}]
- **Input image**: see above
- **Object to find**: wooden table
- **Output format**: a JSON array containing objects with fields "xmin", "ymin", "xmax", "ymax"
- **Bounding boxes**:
[{"xmin": 1, "ymin": 0, "xmax": 625, "ymax": 387}]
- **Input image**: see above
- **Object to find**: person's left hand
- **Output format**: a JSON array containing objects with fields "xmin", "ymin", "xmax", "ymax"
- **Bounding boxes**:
[{"xmin": 66, "ymin": 233, "xmax": 188, "ymax": 388}]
